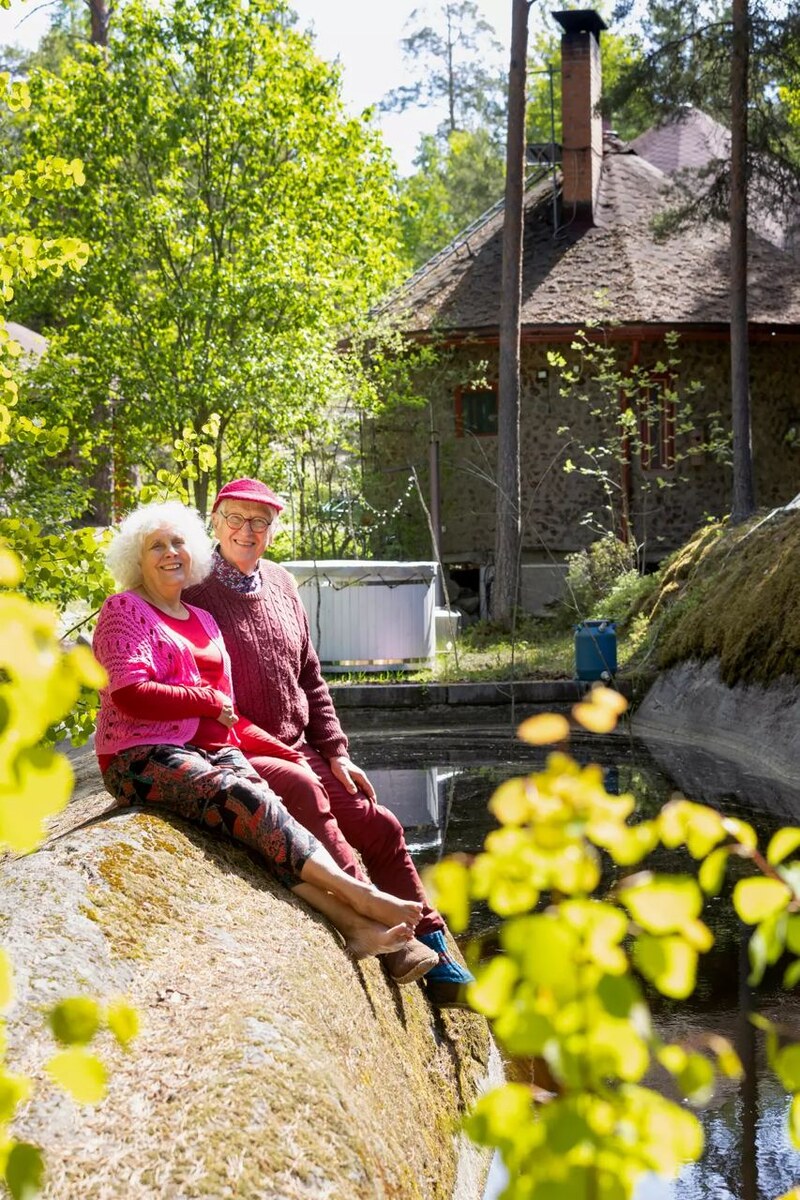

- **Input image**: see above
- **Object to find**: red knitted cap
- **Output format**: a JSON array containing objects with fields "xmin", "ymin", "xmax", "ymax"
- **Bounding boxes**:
[{"xmin": 212, "ymin": 478, "xmax": 285, "ymax": 514}]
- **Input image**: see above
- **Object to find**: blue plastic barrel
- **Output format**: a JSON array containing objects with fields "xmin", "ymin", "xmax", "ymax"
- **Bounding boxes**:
[{"xmin": 574, "ymin": 619, "xmax": 617, "ymax": 682}]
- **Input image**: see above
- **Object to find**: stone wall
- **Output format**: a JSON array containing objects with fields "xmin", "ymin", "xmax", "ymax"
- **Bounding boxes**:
[{"xmin": 365, "ymin": 335, "xmax": 800, "ymax": 575}]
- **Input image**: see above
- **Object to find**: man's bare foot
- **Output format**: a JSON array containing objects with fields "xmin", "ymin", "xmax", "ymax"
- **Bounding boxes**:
[{"xmin": 346, "ymin": 921, "xmax": 414, "ymax": 960}]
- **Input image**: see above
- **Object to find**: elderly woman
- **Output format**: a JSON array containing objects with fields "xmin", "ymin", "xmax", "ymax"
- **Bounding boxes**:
[{"xmin": 92, "ymin": 501, "xmax": 438, "ymax": 979}]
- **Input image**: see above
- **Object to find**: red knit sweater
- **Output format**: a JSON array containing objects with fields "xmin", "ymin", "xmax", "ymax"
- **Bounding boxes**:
[{"xmin": 184, "ymin": 562, "xmax": 348, "ymax": 758}]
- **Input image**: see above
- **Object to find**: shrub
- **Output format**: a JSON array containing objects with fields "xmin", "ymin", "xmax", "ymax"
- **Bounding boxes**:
[{"xmin": 561, "ymin": 533, "xmax": 638, "ymax": 622}]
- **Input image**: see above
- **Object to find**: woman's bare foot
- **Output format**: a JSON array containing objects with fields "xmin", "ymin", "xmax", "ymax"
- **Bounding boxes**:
[
  {"xmin": 350, "ymin": 883, "xmax": 423, "ymax": 930},
  {"xmin": 346, "ymin": 920, "xmax": 414, "ymax": 960},
  {"xmin": 299, "ymin": 850, "xmax": 424, "ymax": 929}
]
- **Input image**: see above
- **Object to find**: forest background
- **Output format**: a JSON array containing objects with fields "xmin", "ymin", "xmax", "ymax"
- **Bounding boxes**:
[{"xmin": 0, "ymin": 0, "xmax": 799, "ymax": 624}]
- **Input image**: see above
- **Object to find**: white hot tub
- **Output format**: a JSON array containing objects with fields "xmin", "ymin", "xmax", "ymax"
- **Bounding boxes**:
[{"xmin": 281, "ymin": 560, "xmax": 438, "ymax": 672}]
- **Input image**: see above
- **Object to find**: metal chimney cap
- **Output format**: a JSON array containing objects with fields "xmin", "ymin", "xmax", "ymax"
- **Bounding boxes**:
[{"xmin": 552, "ymin": 10, "xmax": 608, "ymax": 37}]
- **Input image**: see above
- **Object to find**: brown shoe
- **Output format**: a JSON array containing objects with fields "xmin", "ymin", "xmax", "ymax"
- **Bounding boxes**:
[
  {"xmin": 423, "ymin": 979, "xmax": 472, "ymax": 1009},
  {"xmin": 383, "ymin": 938, "xmax": 439, "ymax": 985}
]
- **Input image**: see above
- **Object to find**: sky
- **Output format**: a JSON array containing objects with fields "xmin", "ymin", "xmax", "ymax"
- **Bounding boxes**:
[{"xmin": 0, "ymin": 0, "xmax": 518, "ymax": 174}]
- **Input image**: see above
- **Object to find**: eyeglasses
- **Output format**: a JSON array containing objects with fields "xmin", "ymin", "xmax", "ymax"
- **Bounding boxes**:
[{"xmin": 220, "ymin": 511, "xmax": 273, "ymax": 533}]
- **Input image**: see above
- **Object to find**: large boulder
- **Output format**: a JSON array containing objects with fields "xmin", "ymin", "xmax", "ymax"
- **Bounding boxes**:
[
  {"xmin": 3, "ymin": 784, "xmax": 496, "ymax": 1199},
  {"xmin": 632, "ymin": 658, "xmax": 800, "ymax": 813}
]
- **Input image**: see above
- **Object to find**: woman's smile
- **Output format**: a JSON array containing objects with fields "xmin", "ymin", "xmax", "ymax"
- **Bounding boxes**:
[{"xmin": 140, "ymin": 528, "xmax": 191, "ymax": 606}]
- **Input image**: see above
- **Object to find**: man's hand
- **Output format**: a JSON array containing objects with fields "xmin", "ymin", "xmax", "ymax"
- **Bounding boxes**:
[{"xmin": 328, "ymin": 755, "xmax": 377, "ymax": 802}]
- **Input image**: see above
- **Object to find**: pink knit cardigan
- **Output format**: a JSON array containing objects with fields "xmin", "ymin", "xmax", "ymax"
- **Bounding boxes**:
[{"xmin": 92, "ymin": 591, "xmax": 236, "ymax": 757}]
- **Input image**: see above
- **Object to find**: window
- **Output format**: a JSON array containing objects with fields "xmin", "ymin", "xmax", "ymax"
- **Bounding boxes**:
[
  {"xmin": 455, "ymin": 386, "xmax": 498, "ymax": 437},
  {"xmin": 638, "ymin": 376, "xmax": 676, "ymax": 470}
]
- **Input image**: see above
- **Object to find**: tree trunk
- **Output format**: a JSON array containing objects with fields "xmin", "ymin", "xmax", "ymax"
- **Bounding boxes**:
[
  {"xmin": 491, "ymin": 0, "xmax": 529, "ymax": 622},
  {"xmin": 88, "ymin": 0, "xmax": 110, "ymax": 46},
  {"xmin": 446, "ymin": 4, "xmax": 456, "ymax": 133},
  {"xmin": 729, "ymin": 0, "xmax": 756, "ymax": 523}
]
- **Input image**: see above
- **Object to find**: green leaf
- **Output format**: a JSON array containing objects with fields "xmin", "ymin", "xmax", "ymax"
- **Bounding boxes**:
[
  {"xmin": 0, "ymin": 947, "xmax": 14, "ymax": 1011},
  {"xmin": 779, "ymin": 863, "xmax": 800, "ymax": 897},
  {"xmin": 49, "ymin": 997, "xmax": 101, "ymax": 1046},
  {"xmin": 561, "ymin": 900, "xmax": 628, "ymax": 974},
  {"xmin": 493, "ymin": 1007, "xmax": 553, "ymax": 1059},
  {"xmin": 501, "ymin": 914, "xmax": 580, "ymax": 998},
  {"xmin": 5, "ymin": 1143, "xmax": 44, "ymax": 1200},
  {"xmin": 0, "ymin": 1068, "xmax": 31, "ymax": 1122},
  {"xmin": 587, "ymin": 1017, "xmax": 648, "ymax": 1082},
  {"xmin": 708, "ymin": 1035, "xmax": 742, "ymax": 1079},
  {"xmin": 768, "ymin": 828, "xmax": 800, "ymax": 865},
  {"xmin": 621, "ymin": 875, "xmax": 703, "ymax": 934},
  {"xmin": 684, "ymin": 806, "xmax": 727, "ymax": 858},
  {"xmin": 659, "ymin": 799, "xmax": 725, "ymax": 857},
  {"xmin": 699, "ymin": 847, "xmax": 729, "ymax": 896},
  {"xmin": 424, "ymin": 859, "xmax": 470, "ymax": 933},
  {"xmin": 658, "ymin": 1043, "xmax": 687, "ymax": 1076},
  {"xmin": 733, "ymin": 877, "xmax": 791, "ymax": 924},
  {"xmin": 0, "ymin": 747, "xmax": 73, "ymax": 854},
  {"xmin": 543, "ymin": 1101, "xmax": 592, "ymax": 1155},
  {"xmin": 621, "ymin": 1084, "xmax": 705, "ymax": 1174},
  {"xmin": 790, "ymin": 1095, "xmax": 800, "ymax": 1152},
  {"xmin": 774, "ymin": 1044, "xmax": 800, "ymax": 1092},
  {"xmin": 596, "ymin": 973, "xmax": 644, "ymax": 1020},
  {"xmin": 464, "ymin": 1083, "xmax": 532, "ymax": 1148},
  {"xmin": 633, "ymin": 933, "xmax": 698, "ymax": 999},
  {"xmin": 467, "ymin": 957, "xmax": 518, "ymax": 1019},
  {"xmin": 676, "ymin": 1052, "xmax": 715, "ymax": 1105},
  {"xmin": 106, "ymin": 1000, "xmax": 139, "ymax": 1048},
  {"xmin": 46, "ymin": 1048, "xmax": 107, "ymax": 1104},
  {"xmin": 722, "ymin": 816, "xmax": 757, "ymax": 849}
]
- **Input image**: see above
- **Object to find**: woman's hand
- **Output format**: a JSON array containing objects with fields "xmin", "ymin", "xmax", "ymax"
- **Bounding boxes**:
[{"xmin": 216, "ymin": 697, "xmax": 237, "ymax": 728}]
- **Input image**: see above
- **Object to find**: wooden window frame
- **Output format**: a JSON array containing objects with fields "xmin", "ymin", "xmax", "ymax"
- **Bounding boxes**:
[
  {"xmin": 638, "ymin": 374, "xmax": 676, "ymax": 471},
  {"xmin": 454, "ymin": 384, "xmax": 499, "ymax": 438}
]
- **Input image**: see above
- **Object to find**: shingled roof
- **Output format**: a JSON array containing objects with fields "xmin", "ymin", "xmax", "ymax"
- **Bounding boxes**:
[
  {"xmin": 629, "ymin": 106, "xmax": 730, "ymax": 174},
  {"xmin": 385, "ymin": 147, "xmax": 800, "ymax": 336}
]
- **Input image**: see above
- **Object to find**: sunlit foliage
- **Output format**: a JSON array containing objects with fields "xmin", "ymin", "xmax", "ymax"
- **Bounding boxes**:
[{"xmin": 428, "ymin": 685, "xmax": 800, "ymax": 1198}]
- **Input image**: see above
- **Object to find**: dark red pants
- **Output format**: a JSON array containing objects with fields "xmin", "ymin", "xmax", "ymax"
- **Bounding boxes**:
[{"xmin": 247, "ymin": 745, "xmax": 444, "ymax": 936}]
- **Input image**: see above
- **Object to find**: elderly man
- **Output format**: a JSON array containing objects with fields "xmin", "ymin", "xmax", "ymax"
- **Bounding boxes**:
[{"xmin": 185, "ymin": 478, "xmax": 473, "ymax": 1006}]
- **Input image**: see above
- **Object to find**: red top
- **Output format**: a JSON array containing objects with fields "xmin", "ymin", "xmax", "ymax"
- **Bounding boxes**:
[{"xmin": 98, "ymin": 606, "xmax": 306, "ymax": 770}]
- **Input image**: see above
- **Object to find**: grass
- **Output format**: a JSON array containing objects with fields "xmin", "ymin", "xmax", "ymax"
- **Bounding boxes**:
[{"xmin": 334, "ymin": 617, "xmax": 644, "ymax": 685}]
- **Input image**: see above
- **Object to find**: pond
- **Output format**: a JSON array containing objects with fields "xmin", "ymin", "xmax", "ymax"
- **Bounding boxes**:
[{"xmin": 347, "ymin": 724, "xmax": 800, "ymax": 1200}]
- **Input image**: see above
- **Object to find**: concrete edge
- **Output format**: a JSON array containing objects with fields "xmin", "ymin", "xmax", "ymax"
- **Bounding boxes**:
[
  {"xmin": 452, "ymin": 1038, "xmax": 505, "ymax": 1200},
  {"xmin": 330, "ymin": 679, "xmax": 614, "ymax": 709}
]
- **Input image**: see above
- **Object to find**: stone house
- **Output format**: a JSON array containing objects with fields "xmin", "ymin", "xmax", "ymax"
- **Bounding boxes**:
[{"xmin": 366, "ymin": 9, "xmax": 800, "ymax": 612}]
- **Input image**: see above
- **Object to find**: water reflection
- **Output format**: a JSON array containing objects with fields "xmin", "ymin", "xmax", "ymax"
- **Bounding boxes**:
[{"xmin": 349, "ymin": 727, "xmax": 800, "ymax": 1200}]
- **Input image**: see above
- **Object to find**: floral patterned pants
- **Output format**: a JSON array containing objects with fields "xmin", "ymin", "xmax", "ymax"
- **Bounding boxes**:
[{"xmin": 102, "ymin": 743, "xmax": 319, "ymax": 889}]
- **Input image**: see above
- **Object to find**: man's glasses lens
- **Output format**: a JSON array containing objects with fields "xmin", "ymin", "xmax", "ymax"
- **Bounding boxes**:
[{"xmin": 223, "ymin": 513, "xmax": 271, "ymax": 533}]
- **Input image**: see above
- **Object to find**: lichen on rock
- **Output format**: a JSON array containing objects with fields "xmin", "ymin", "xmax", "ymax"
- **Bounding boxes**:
[{"xmin": 2, "ymin": 799, "xmax": 493, "ymax": 1199}]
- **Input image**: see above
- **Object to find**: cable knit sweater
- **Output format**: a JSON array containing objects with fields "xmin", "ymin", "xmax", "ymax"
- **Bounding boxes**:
[
  {"xmin": 184, "ymin": 562, "xmax": 348, "ymax": 759},
  {"xmin": 93, "ymin": 591, "xmax": 236, "ymax": 756}
]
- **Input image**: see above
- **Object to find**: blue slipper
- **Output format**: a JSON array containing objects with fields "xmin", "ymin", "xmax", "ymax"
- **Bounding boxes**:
[{"xmin": 417, "ymin": 929, "xmax": 474, "ymax": 987}]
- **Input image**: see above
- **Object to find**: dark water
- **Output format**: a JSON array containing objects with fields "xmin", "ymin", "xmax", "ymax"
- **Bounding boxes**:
[{"xmin": 348, "ymin": 725, "xmax": 800, "ymax": 1200}]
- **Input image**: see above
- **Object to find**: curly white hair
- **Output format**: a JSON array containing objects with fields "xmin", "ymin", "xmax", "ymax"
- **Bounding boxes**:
[{"xmin": 105, "ymin": 501, "xmax": 213, "ymax": 591}]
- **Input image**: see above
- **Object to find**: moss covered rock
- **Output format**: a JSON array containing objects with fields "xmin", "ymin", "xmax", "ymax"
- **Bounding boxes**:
[
  {"xmin": 2, "ymin": 795, "xmax": 494, "ymax": 1199},
  {"xmin": 633, "ymin": 507, "xmax": 800, "ymax": 783},
  {"xmin": 647, "ymin": 510, "xmax": 800, "ymax": 687}
]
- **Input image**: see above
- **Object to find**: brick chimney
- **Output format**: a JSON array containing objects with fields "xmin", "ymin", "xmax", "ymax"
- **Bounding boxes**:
[{"xmin": 552, "ymin": 9, "xmax": 608, "ymax": 222}]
